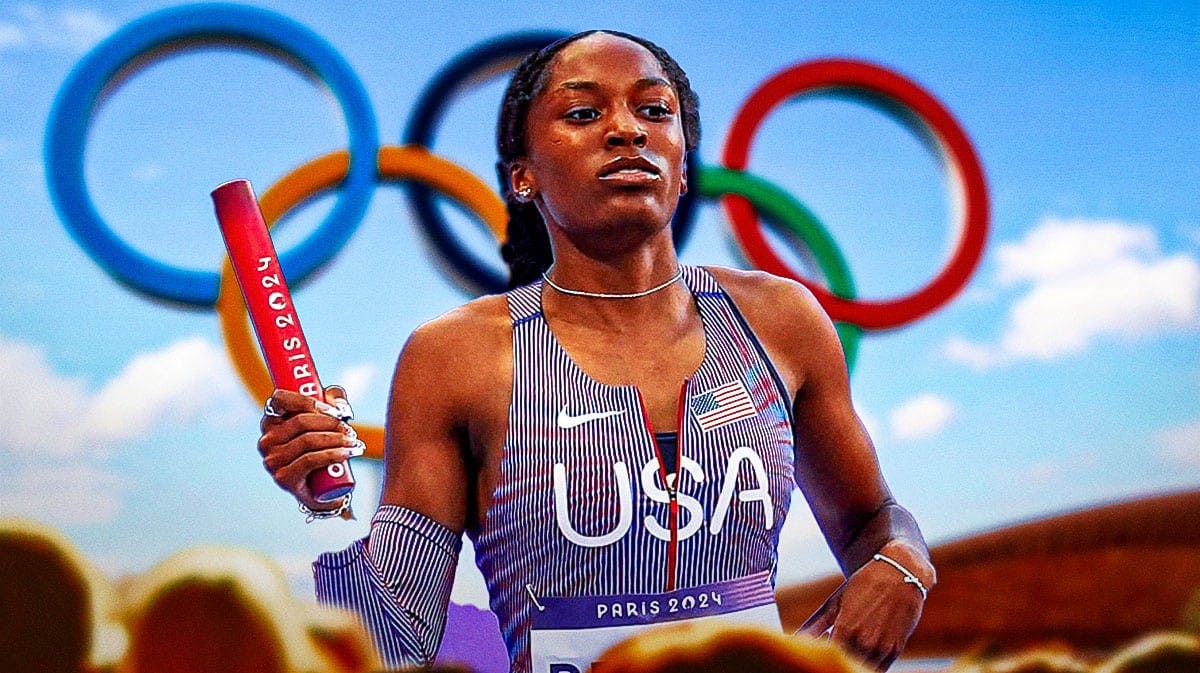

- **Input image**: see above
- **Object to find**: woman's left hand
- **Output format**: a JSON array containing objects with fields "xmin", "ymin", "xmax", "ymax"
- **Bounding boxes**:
[{"xmin": 797, "ymin": 555, "xmax": 926, "ymax": 671}]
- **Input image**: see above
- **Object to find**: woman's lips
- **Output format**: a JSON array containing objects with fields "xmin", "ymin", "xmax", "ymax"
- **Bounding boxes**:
[
  {"xmin": 598, "ymin": 156, "xmax": 662, "ymax": 185},
  {"xmin": 598, "ymin": 167, "xmax": 662, "ymax": 185}
]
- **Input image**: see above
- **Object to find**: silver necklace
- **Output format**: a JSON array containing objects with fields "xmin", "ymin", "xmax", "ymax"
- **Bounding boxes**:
[{"xmin": 541, "ymin": 266, "xmax": 684, "ymax": 299}]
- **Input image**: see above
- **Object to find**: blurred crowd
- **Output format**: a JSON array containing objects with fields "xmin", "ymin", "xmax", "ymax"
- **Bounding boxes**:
[{"xmin": 3, "ymin": 517, "xmax": 1196, "ymax": 673}]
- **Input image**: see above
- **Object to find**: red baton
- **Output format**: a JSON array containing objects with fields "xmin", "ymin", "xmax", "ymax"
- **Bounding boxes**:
[{"xmin": 211, "ymin": 179, "xmax": 354, "ymax": 503}]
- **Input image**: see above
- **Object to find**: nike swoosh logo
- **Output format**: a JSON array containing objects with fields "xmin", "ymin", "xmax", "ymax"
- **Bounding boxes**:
[{"xmin": 557, "ymin": 405, "xmax": 624, "ymax": 429}]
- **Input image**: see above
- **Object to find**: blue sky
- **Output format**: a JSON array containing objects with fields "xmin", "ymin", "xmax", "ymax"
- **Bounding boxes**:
[{"xmin": 1, "ymin": 0, "xmax": 1198, "ymax": 610}]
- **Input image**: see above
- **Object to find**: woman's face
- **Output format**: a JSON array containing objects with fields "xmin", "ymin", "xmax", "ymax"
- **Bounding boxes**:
[{"xmin": 511, "ymin": 33, "xmax": 688, "ymax": 250}]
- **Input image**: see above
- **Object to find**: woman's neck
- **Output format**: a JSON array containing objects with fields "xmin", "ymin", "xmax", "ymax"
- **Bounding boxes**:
[{"xmin": 541, "ymin": 229, "xmax": 693, "ymax": 328}]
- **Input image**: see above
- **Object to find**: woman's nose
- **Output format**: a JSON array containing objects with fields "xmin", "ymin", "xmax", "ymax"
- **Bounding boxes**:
[{"xmin": 606, "ymin": 112, "xmax": 647, "ymax": 148}]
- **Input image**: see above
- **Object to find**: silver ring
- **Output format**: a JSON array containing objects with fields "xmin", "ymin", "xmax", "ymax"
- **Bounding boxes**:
[{"xmin": 263, "ymin": 398, "xmax": 284, "ymax": 418}]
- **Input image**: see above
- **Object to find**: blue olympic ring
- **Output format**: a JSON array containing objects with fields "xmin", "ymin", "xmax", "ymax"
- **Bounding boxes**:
[{"xmin": 44, "ymin": 3, "xmax": 379, "ymax": 306}]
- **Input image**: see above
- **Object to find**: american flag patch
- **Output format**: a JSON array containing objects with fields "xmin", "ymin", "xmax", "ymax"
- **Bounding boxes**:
[{"xmin": 690, "ymin": 379, "xmax": 757, "ymax": 432}]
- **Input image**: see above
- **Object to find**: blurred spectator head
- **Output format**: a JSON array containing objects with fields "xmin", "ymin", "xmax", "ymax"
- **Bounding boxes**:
[
  {"xmin": 596, "ymin": 622, "xmax": 870, "ymax": 673},
  {"xmin": 0, "ymin": 518, "xmax": 122, "ymax": 673},
  {"xmin": 1093, "ymin": 632, "xmax": 1200, "ymax": 673},
  {"xmin": 117, "ymin": 545, "xmax": 341, "ymax": 673}
]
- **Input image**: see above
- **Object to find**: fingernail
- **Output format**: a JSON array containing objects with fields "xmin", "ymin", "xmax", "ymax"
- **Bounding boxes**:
[
  {"xmin": 334, "ymin": 398, "xmax": 354, "ymax": 421},
  {"xmin": 315, "ymin": 401, "xmax": 340, "ymax": 418},
  {"xmin": 345, "ymin": 441, "xmax": 366, "ymax": 458},
  {"xmin": 340, "ymin": 423, "xmax": 357, "ymax": 439}
]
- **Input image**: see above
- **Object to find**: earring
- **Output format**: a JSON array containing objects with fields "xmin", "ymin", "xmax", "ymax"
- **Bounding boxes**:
[{"xmin": 517, "ymin": 186, "xmax": 532, "ymax": 201}]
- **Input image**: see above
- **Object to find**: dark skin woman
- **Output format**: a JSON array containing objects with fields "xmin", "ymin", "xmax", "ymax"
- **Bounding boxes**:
[{"xmin": 258, "ymin": 30, "xmax": 935, "ymax": 672}]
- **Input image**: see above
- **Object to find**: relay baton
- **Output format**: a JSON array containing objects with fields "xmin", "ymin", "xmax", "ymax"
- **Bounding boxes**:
[{"xmin": 211, "ymin": 179, "xmax": 354, "ymax": 503}]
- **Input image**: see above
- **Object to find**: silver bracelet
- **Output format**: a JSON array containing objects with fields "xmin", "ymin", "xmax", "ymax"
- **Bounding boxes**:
[
  {"xmin": 872, "ymin": 552, "xmax": 929, "ymax": 600},
  {"xmin": 298, "ymin": 493, "xmax": 352, "ymax": 524}
]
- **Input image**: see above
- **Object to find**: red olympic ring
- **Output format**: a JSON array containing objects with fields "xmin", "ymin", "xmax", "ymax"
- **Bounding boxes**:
[{"xmin": 721, "ymin": 59, "xmax": 989, "ymax": 331}]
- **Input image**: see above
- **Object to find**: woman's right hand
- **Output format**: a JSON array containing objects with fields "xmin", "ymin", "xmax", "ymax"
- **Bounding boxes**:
[{"xmin": 257, "ymin": 386, "xmax": 365, "ymax": 511}]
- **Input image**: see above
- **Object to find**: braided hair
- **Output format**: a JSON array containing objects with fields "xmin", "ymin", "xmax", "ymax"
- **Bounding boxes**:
[{"xmin": 496, "ymin": 30, "xmax": 701, "ymax": 288}]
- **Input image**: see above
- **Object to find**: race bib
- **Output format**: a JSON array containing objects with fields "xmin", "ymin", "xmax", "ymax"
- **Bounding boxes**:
[{"xmin": 529, "ymin": 572, "xmax": 780, "ymax": 673}]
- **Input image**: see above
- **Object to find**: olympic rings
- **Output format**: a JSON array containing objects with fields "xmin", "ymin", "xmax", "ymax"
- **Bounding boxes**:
[
  {"xmin": 217, "ymin": 145, "xmax": 509, "ymax": 459},
  {"xmin": 45, "ymin": 3, "xmax": 379, "ymax": 306},
  {"xmin": 721, "ymin": 58, "xmax": 988, "ymax": 331},
  {"xmin": 402, "ymin": 31, "xmax": 569, "ymax": 294},
  {"xmin": 696, "ymin": 166, "xmax": 861, "ymax": 369},
  {"xmin": 47, "ymin": 4, "xmax": 990, "ymax": 417}
]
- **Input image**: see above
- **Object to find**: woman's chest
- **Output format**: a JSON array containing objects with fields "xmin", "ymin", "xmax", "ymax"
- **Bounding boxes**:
[
  {"xmin": 551, "ymin": 320, "xmax": 706, "ymax": 432},
  {"xmin": 480, "ymin": 345, "xmax": 795, "ymax": 533}
]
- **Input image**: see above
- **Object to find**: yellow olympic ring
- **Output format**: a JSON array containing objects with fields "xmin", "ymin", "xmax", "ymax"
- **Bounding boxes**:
[{"xmin": 217, "ymin": 145, "xmax": 509, "ymax": 459}]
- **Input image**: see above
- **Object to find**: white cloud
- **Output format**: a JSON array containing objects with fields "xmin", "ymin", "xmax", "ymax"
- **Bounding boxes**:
[
  {"xmin": 1, "ymin": 334, "xmax": 94, "ymax": 457},
  {"xmin": 996, "ymin": 218, "xmax": 1158, "ymax": 285},
  {"xmin": 0, "ymin": 5, "xmax": 114, "ymax": 53},
  {"xmin": 0, "ymin": 465, "xmax": 132, "ymax": 526},
  {"xmin": 889, "ymin": 394, "xmax": 955, "ymax": 441},
  {"xmin": 945, "ymin": 217, "xmax": 1200, "ymax": 368},
  {"xmin": 86, "ymin": 336, "xmax": 239, "ymax": 444},
  {"xmin": 0, "ymin": 334, "xmax": 244, "ymax": 527},
  {"xmin": 2, "ymin": 334, "xmax": 240, "ymax": 458},
  {"xmin": 1004, "ymin": 255, "xmax": 1198, "ymax": 358},
  {"xmin": 335, "ymin": 363, "xmax": 377, "ymax": 402},
  {"xmin": 1155, "ymin": 419, "xmax": 1200, "ymax": 467}
]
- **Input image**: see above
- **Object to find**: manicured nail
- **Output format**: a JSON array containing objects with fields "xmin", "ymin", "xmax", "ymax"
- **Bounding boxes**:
[
  {"xmin": 344, "ymin": 441, "xmax": 366, "ymax": 458},
  {"xmin": 315, "ymin": 401, "xmax": 340, "ymax": 417},
  {"xmin": 334, "ymin": 398, "xmax": 354, "ymax": 421}
]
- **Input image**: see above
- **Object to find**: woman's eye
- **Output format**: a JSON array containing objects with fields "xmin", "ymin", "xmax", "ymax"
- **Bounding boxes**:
[
  {"xmin": 641, "ymin": 104, "xmax": 673, "ymax": 120},
  {"xmin": 565, "ymin": 108, "xmax": 600, "ymax": 121}
]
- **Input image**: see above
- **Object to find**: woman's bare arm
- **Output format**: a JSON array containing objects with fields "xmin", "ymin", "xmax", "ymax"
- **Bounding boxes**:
[
  {"xmin": 378, "ymin": 294, "xmax": 513, "ymax": 532},
  {"xmin": 712, "ymin": 267, "xmax": 934, "ymax": 670}
]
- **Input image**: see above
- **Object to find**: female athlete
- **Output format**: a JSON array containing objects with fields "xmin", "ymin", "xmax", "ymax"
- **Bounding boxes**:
[{"xmin": 257, "ymin": 30, "xmax": 935, "ymax": 673}]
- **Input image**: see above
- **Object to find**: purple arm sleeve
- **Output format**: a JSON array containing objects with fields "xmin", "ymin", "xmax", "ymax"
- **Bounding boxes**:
[{"xmin": 313, "ymin": 505, "xmax": 461, "ymax": 667}]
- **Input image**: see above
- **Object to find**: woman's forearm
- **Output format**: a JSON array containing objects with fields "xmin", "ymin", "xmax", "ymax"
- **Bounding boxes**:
[{"xmin": 833, "ymin": 501, "xmax": 936, "ymax": 587}]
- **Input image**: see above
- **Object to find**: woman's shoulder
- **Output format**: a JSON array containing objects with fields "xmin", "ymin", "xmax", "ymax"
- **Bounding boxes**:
[
  {"xmin": 700, "ymin": 265, "xmax": 841, "ymax": 394},
  {"xmin": 405, "ymin": 293, "xmax": 513, "ymax": 361},
  {"xmin": 700, "ymin": 265, "xmax": 827, "ymax": 323},
  {"xmin": 390, "ymin": 293, "xmax": 514, "ymax": 415}
]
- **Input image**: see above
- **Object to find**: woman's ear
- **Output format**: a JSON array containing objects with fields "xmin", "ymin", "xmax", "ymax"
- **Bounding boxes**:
[
  {"xmin": 508, "ymin": 162, "xmax": 536, "ymax": 203},
  {"xmin": 678, "ymin": 154, "xmax": 688, "ymax": 196}
]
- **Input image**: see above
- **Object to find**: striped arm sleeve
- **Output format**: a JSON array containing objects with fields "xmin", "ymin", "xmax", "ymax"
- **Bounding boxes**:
[{"xmin": 313, "ymin": 505, "xmax": 462, "ymax": 667}]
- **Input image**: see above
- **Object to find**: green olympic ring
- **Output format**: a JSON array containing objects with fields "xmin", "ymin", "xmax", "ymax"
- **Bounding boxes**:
[{"xmin": 697, "ymin": 166, "xmax": 861, "ymax": 370}]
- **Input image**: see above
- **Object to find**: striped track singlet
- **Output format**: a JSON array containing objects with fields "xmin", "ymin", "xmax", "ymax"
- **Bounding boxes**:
[{"xmin": 471, "ymin": 265, "xmax": 796, "ymax": 672}]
